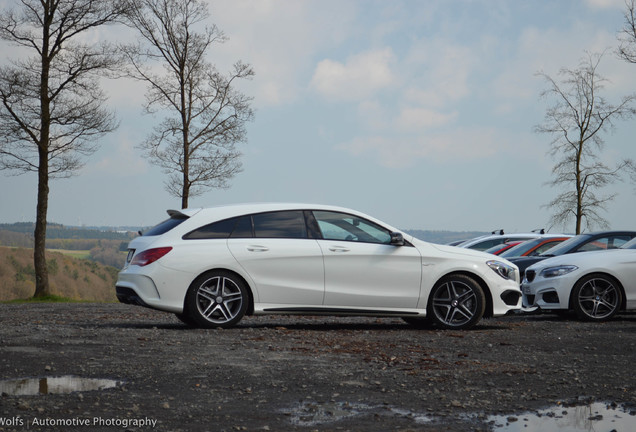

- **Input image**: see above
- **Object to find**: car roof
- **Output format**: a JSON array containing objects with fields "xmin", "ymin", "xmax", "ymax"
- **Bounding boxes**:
[
  {"xmin": 455, "ymin": 232, "xmax": 552, "ymax": 248},
  {"xmin": 161, "ymin": 203, "xmax": 403, "ymax": 237}
]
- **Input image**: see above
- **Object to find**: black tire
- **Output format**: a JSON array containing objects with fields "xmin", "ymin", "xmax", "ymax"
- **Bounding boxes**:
[
  {"xmin": 174, "ymin": 313, "xmax": 197, "ymax": 327},
  {"xmin": 427, "ymin": 274, "xmax": 485, "ymax": 330},
  {"xmin": 184, "ymin": 270, "xmax": 249, "ymax": 329},
  {"xmin": 571, "ymin": 274, "xmax": 622, "ymax": 321}
]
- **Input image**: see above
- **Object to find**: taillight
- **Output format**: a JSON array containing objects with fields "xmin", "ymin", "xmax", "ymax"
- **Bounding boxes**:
[{"xmin": 130, "ymin": 247, "xmax": 173, "ymax": 266}]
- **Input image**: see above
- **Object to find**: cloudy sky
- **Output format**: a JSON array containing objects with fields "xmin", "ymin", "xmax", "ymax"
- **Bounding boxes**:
[{"xmin": 1, "ymin": 0, "xmax": 636, "ymax": 233}]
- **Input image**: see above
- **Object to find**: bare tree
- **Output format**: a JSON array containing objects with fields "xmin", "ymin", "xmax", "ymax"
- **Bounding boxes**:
[
  {"xmin": 0, "ymin": 0, "xmax": 124, "ymax": 297},
  {"xmin": 122, "ymin": 0, "xmax": 254, "ymax": 209},
  {"xmin": 535, "ymin": 52, "xmax": 636, "ymax": 234},
  {"xmin": 619, "ymin": 0, "xmax": 636, "ymax": 63}
]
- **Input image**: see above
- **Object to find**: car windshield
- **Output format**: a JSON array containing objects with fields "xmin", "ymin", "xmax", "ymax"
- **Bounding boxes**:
[
  {"xmin": 622, "ymin": 237, "xmax": 636, "ymax": 249},
  {"xmin": 539, "ymin": 234, "xmax": 591, "ymax": 257},
  {"xmin": 499, "ymin": 239, "xmax": 538, "ymax": 257}
]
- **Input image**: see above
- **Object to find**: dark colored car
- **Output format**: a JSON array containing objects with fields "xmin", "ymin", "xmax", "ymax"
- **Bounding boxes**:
[
  {"xmin": 509, "ymin": 231, "xmax": 636, "ymax": 279},
  {"xmin": 484, "ymin": 241, "xmax": 523, "ymax": 255},
  {"xmin": 499, "ymin": 236, "xmax": 572, "ymax": 258}
]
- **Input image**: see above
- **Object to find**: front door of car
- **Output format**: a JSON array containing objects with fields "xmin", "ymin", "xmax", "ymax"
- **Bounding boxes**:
[
  {"xmin": 312, "ymin": 211, "xmax": 422, "ymax": 309},
  {"xmin": 227, "ymin": 211, "xmax": 324, "ymax": 306}
]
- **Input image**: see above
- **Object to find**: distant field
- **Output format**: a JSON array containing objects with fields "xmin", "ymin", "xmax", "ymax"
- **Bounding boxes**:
[{"xmin": 47, "ymin": 249, "xmax": 91, "ymax": 259}]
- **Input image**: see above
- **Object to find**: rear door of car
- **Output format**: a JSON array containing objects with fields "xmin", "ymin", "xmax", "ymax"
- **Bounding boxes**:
[
  {"xmin": 227, "ymin": 210, "xmax": 325, "ymax": 305},
  {"xmin": 312, "ymin": 210, "xmax": 422, "ymax": 309}
]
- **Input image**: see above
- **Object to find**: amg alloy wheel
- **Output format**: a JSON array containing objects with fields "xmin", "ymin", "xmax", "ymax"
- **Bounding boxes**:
[
  {"xmin": 185, "ymin": 271, "xmax": 249, "ymax": 328},
  {"xmin": 428, "ymin": 274, "xmax": 485, "ymax": 330}
]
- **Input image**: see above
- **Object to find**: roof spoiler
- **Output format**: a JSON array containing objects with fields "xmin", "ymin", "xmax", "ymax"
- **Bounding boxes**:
[{"xmin": 167, "ymin": 209, "xmax": 190, "ymax": 218}]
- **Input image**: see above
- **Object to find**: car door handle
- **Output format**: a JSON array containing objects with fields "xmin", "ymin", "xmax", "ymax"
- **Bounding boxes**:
[
  {"xmin": 329, "ymin": 246, "xmax": 350, "ymax": 252},
  {"xmin": 247, "ymin": 245, "xmax": 269, "ymax": 252}
]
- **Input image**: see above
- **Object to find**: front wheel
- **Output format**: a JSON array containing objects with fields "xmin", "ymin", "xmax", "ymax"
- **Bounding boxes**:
[
  {"xmin": 184, "ymin": 271, "xmax": 249, "ymax": 329},
  {"xmin": 427, "ymin": 274, "xmax": 485, "ymax": 330},
  {"xmin": 571, "ymin": 274, "xmax": 622, "ymax": 321}
]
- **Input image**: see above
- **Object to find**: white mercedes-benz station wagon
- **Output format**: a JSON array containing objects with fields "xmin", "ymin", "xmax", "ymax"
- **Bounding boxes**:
[{"xmin": 116, "ymin": 203, "xmax": 521, "ymax": 329}]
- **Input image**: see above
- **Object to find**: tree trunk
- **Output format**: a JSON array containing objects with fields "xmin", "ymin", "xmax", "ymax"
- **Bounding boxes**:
[
  {"xmin": 33, "ymin": 149, "xmax": 50, "ymax": 298},
  {"xmin": 33, "ymin": 7, "xmax": 51, "ymax": 298}
]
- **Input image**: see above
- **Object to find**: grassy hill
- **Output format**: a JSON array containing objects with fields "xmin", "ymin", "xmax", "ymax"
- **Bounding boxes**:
[{"xmin": 0, "ymin": 247, "xmax": 118, "ymax": 302}]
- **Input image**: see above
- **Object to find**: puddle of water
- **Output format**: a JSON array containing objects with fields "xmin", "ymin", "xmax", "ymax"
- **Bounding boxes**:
[
  {"xmin": 489, "ymin": 402, "xmax": 636, "ymax": 432},
  {"xmin": 0, "ymin": 376, "xmax": 121, "ymax": 396},
  {"xmin": 282, "ymin": 401, "xmax": 371, "ymax": 426},
  {"xmin": 282, "ymin": 400, "xmax": 636, "ymax": 430}
]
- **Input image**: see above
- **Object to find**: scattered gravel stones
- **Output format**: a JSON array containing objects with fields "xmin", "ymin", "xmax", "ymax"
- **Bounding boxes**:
[{"xmin": 0, "ymin": 303, "xmax": 634, "ymax": 431}]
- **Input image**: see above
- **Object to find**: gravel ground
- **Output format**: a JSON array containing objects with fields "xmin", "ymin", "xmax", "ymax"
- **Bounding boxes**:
[{"xmin": 0, "ymin": 303, "xmax": 635, "ymax": 431}]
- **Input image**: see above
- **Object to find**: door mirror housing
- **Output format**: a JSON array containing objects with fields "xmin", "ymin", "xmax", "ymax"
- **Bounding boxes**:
[{"xmin": 390, "ymin": 232, "xmax": 404, "ymax": 246}]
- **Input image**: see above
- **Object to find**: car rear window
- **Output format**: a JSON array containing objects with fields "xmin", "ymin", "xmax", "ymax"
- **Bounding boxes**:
[
  {"xmin": 183, "ymin": 215, "xmax": 253, "ymax": 240},
  {"xmin": 143, "ymin": 216, "xmax": 188, "ymax": 236}
]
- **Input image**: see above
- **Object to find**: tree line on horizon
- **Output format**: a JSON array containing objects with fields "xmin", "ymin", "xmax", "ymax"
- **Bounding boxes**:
[{"xmin": 1, "ymin": 0, "xmax": 636, "ymax": 298}]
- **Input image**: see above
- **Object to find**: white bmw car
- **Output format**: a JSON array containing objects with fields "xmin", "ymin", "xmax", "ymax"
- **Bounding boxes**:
[
  {"xmin": 521, "ymin": 238, "xmax": 636, "ymax": 320},
  {"xmin": 116, "ymin": 203, "xmax": 521, "ymax": 329}
]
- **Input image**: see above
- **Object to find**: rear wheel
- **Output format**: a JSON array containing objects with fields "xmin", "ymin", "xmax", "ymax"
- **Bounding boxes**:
[
  {"xmin": 427, "ymin": 274, "xmax": 485, "ymax": 330},
  {"xmin": 571, "ymin": 274, "xmax": 622, "ymax": 321},
  {"xmin": 184, "ymin": 271, "xmax": 249, "ymax": 328}
]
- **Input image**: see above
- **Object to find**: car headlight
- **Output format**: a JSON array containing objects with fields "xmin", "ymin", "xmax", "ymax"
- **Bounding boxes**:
[
  {"xmin": 540, "ymin": 265, "xmax": 578, "ymax": 278},
  {"xmin": 487, "ymin": 260, "xmax": 517, "ymax": 281}
]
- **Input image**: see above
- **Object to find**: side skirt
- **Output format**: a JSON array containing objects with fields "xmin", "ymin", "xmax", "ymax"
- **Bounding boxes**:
[{"xmin": 260, "ymin": 307, "xmax": 421, "ymax": 317}]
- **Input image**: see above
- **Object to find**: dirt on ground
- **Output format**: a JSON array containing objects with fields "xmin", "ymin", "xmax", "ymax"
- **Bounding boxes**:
[{"xmin": 0, "ymin": 303, "xmax": 635, "ymax": 431}]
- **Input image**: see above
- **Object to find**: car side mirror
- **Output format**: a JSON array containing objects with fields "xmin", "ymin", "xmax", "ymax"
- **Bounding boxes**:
[{"xmin": 390, "ymin": 232, "xmax": 404, "ymax": 246}]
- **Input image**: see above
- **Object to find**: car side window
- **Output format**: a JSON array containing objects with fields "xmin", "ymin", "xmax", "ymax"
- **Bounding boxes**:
[
  {"xmin": 253, "ymin": 211, "xmax": 307, "ymax": 239},
  {"xmin": 578, "ymin": 237, "xmax": 610, "ymax": 252},
  {"xmin": 312, "ymin": 211, "xmax": 392, "ymax": 244},
  {"xmin": 533, "ymin": 241, "xmax": 559, "ymax": 255},
  {"xmin": 184, "ymin": 216, "xmax": 253, "ymax": 240},
  {"xmin": 608, "ymin": 236, "xmax": 632, "ymax": 249}
]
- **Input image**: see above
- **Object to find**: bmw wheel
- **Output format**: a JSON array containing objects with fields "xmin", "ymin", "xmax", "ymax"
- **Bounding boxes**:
[
  {"xmin": 428, "ymin": 274, "xmax": 485, "ymax": 330},
  {"xmin": 571, "ymin": 274, "xmax": 622, "ymax": 321},
  {"xmin": 184, "ymin": 271, "xmax": 249, "ymax": 328}
]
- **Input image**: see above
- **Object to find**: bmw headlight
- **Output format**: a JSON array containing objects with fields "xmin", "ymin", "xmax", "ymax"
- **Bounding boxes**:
[
  {"xmin": 540, "ymin": 265, "xmax": 578, "ymax": 278},
  {"xmin": 487, "ymin": 260, "xmax": 517, "ymax": 281}
]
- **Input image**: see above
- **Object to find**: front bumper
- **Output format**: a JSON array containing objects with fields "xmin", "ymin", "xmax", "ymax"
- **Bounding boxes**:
[{"xmin": 521, "ymin": 279, "xmax": 570, "ymax": 310}]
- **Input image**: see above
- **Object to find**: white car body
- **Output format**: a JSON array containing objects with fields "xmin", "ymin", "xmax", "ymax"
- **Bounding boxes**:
[
  {"xmin": 521, "ymin": 242, "xmax": 636, "ymax": 319},
  {"xmin": 116, "ymin": 203, "xmax": 521, "ymax": 329}
]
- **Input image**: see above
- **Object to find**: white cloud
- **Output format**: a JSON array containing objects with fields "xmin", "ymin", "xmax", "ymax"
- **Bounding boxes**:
[
  {"xmin": 211, "ymin": 0, "xmax": 358, "ymax": 107},
  {"xmin": 310, "ymin": 48, "xmax": 396, "ymax": 101},
  {"xmin": 88, "ymin": 135, "xmax": 148, "ymax": 176},
  {"xmin": 402, "ymin": 41, "xmax": 476, "ymax": 108},
  {"xmin": 395, "ymin": 107, "xmax": 457, "ymax": 131},
  {"xmin": 337, "ymin": 127, "xmax": 505, "ymax": 168},
  {"xmin": 585, "ymin": 0, "xmax": 624, "ymax": 9}
]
